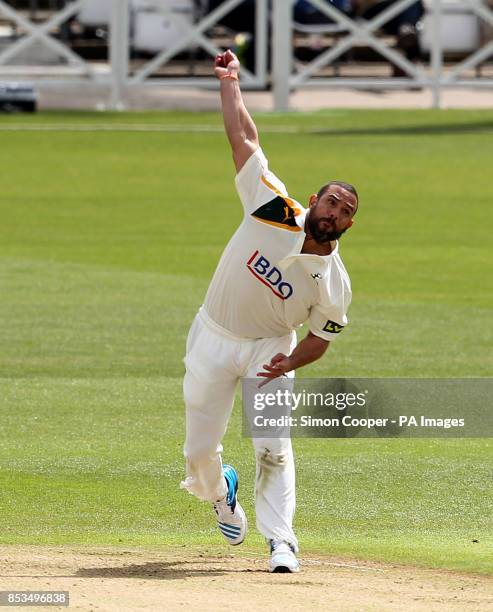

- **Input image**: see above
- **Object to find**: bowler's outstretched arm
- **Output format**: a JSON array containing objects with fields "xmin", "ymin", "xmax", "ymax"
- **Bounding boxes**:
[{"xmin": 214, "ymin": 49, "xmax": 259, "ymax": 172}]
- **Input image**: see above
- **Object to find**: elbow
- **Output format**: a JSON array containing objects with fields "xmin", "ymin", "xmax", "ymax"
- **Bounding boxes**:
[{"xmin": 229, "ymin": 131, "xmax": 248, "ymax": 149}]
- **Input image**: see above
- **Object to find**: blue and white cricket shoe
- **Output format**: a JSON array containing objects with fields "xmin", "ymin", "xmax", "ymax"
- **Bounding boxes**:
[
  {"xmin": 269, "ymin": 539, "xmax": 300, "ymax": 573},
  {"xmin": 213, "ymin": 464, "xmax": 247, "ymax": 546}
]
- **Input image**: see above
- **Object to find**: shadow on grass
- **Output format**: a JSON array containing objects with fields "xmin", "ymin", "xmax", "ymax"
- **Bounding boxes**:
[{"xmin": 308, "ymin": 121, "xmax": 493, "ymax": 137}]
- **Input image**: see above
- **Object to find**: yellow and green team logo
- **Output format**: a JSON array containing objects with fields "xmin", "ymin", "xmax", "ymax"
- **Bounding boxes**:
[{"xmin": 323, "ymin": 320, "xmax": 344, "ymax": 334}]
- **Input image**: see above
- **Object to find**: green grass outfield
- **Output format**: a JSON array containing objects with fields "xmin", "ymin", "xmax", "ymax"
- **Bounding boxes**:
[{"xmin": 0, "ymin": 109, "xmax": 491, "ymax": 574}]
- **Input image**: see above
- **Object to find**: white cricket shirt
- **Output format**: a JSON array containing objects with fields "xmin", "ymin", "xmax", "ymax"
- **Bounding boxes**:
[{"xmin": 203, "ymin": 148, "xmax": 352, "ymax": 341}]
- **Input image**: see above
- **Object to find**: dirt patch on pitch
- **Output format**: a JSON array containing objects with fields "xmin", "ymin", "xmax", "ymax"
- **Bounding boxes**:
[{"xmin": 0, "ymin": 546, "xmax": 491, "ymax": 611}]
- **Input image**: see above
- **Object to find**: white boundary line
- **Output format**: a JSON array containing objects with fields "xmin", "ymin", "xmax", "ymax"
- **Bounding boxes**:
[{"xmin": 0, "ymin": 123, "xmax": 300, "ymax": 133}]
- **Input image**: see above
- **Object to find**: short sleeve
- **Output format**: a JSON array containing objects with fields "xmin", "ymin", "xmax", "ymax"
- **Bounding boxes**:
[
  {"xmin": 235, "ymin": 147, "xmax": 290, "ymax": 215},
  {"xmin": 308, "ymin": 295, "xmax": 351, "ymax": 342}
]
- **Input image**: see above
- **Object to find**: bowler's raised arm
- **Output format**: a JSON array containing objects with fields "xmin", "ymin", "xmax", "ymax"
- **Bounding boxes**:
[{"xmin": 214, "ymin": 49, "xmax": 259, "ymax": 173}]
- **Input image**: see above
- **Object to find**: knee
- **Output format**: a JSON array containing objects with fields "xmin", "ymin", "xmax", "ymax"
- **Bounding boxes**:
[{"xmin": 256, "ymin": 447, "xmax": 290, "ymax": 469}]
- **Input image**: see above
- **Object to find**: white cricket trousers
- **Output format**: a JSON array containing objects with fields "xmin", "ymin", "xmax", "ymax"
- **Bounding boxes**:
[{"xmin": 181, "ymin": 306, "xmax": 299, "ymax": 552}]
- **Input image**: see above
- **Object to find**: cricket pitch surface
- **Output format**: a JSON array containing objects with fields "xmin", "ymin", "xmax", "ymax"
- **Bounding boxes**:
[{"xmin": 1, "ymin": 546, "xmax": 492, "ymax": 611}]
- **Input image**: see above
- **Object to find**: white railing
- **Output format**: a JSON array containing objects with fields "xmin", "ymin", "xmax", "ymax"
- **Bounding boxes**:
[
  {"xmin": 272, "ymin": 0, "xmax": 493, "ymax": 109},
  {"xmin": 0, "ymin": 0, "xmax": 96, "ymax": 76},
  {"xmin": 126, "ymin": 0, "xmax": 268, "ymax": 88},
  {"xmin": 0, "ymin": 0, "xmax": 491, "ymax": 109},
  {"xmin": 0, "ymin": 0, "xmax": 268, "ymax": 105}
]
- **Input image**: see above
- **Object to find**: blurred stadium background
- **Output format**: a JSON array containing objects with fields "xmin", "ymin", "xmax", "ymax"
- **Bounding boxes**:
[{"xmin": 0, "ymin": 0, "xmax": 491, "ymax": 111}]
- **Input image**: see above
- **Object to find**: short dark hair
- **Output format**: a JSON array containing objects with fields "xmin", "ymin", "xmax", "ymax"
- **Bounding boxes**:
[{"xmin": 317, "ymin": 181, "xmax": 359, "ymax": 213}]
